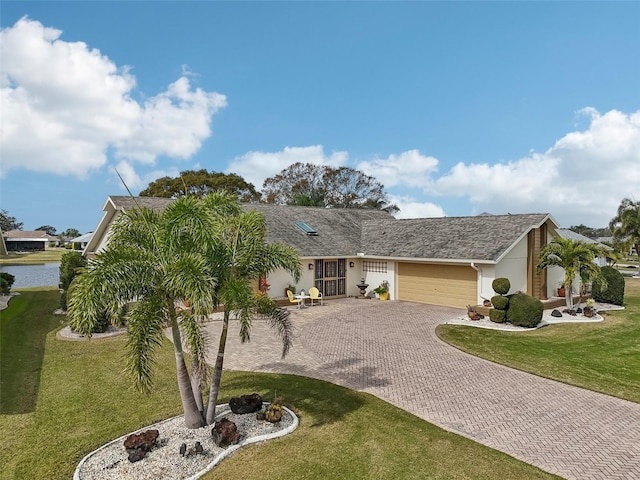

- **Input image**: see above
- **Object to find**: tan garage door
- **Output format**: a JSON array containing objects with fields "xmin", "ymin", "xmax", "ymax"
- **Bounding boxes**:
[{"xmin": 397, "ymin": 263, "xmax": 477, "ymax": 308}]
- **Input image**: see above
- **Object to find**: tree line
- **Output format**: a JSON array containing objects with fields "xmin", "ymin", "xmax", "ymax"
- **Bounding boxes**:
[{"xmin": 139, "ymin": 163, "xmax": 398, "ymax": 213}]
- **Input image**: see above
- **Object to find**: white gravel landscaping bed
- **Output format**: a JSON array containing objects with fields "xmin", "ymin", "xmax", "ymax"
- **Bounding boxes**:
[
  {"xmin": 444, "ymin": 302, "xmax": 624, "ymax": 332},
  {"xmin": 74, "ymin": 404, "xmax": 298, "ymax": 480}
]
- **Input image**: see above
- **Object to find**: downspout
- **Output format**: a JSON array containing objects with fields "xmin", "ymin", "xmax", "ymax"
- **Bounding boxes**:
[{"xmin": 470, "ymin": 262, "xmax": 481, "ymax": 305}]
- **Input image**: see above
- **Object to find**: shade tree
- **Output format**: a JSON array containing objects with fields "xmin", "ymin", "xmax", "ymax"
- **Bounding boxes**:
[
  {"xmin": 139, "ymin": 169, "xmax": 260, "ymax": 202},
  {"xmin": 262, "ymin": 162, "xmax": 399, "ymax": 213}
]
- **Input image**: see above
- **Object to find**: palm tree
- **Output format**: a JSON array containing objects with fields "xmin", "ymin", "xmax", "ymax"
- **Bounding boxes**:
[
  {"xmin": 536, "ymin": 237, "xmax": 608, "ymax": 312},
  {"xmin": 203, "ymin": 204, "xmax": 302, "ymax": 424},
  {"xmin": 68, "ymin": 193, "xmax": 301, "ymax": 428},
  {"xmin": 610, "ymin": 198, "xmax": 640, "ymax": 276}
]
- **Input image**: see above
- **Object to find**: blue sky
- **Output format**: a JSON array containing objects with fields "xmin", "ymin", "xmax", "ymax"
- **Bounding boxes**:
[{"xmin": 1, "ymin": 1, "xmax": 639, "ymax": 234}]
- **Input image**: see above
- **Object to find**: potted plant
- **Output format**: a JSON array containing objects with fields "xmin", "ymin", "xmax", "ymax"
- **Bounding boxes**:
[
  {"xmin": 583, "ymin": 298, "xmax": 596, "ymax": 317},
  {"xmin": 285, "ymin": 284, "xmax": 296, "ymax": 296},
  {"xmin": 466, "ymin": 305, "xmax": 482, "ymax": 321},
  {"xmin": 373, "ymin": 280, "xmax": 390, "ymax": 301},
  {"xmin": 557, "ymin": 283, "xmax": 566, "ymax": 298}
]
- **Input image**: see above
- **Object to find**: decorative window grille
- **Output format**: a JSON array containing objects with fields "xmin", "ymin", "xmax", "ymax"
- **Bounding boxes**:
[
  {"xmin": 362, "ymin": 260, "xmax": 387, "ymax": 273},
  {"xmin": 314, "ymin": 258, "xmax": 347, "ymax": 297}
]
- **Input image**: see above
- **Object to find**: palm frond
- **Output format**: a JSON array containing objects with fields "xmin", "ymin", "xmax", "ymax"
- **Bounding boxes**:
[
  {"xmin": 179, "ymin": 312, "xmax": 210, "ymax": 384},
  {"xmin": 124, "ymin": 297, "xmax": 165, "ymax": 393},
  {"xmin": 256, "ymin": 292, "xmax": 294, "ymax": 359}
]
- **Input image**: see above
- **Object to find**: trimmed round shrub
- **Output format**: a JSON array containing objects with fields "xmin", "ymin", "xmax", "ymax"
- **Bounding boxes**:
[
  {"xmin": 506, "ymin": 293, "xmax": 543, "ymax": 328},
  {"xmin": 491, "ymin": 295, "xmax": 509, "ymax": 311},
  {"xmin": 492, "ymin": 277, "xmax": 511, "ymax": 295},
  {"xmin": 592, "ymin": 266, "xmax": 625, "ymax": 306},
  {"xmin": 489, "ymin": 309, "xmax": 506, "ymax": 323}
]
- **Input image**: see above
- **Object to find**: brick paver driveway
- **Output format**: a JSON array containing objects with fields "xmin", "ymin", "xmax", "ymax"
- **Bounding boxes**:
[{"xmin": 203, "ymin": 299, "xmax": 640, "ymax": 480}]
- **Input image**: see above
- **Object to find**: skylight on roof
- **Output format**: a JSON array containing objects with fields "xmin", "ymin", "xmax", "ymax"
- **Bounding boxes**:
[{"xmin": 295, "ymin": 221, "xmax": 318, "ymax": 236}]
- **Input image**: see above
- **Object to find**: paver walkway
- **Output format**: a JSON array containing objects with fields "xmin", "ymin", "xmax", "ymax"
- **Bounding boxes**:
[{"xmin": 202, "ymin": 299, "xmax": 640, "ymax": 480}]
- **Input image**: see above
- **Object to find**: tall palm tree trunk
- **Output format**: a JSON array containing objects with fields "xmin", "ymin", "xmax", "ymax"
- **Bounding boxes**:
[
  {"xmin": 206, "ymin": 310, "xmax": 229, "ymax": 425},
  {"xmin": 168, "ymin": 310, "xmax": 205, "ymax": 428},
  {"xmin": 190, "ymin": 360, "xmax": 204, "ymax": 415}
]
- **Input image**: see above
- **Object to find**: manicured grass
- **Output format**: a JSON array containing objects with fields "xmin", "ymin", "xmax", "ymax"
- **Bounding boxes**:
[
  {"xmin": 0, "ymin": 248, "xmax": 66, "ymax": 264},
  {"xmin": 0, "ymin": 290, "xmax": 62, "ymax": 413},
  {"xmin": 437, "ymin": 278, "xmax": 640, "ymax": 404},
  {"xmin": 0, "ymin": 290, "xmax": 560, "ymax": 480}
]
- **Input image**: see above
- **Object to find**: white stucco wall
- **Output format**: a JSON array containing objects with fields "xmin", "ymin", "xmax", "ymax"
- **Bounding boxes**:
[
  {"xmin": 495, "ymin": 236, "xmax": 528, "ymax": 294},
  {"xmin": 477, "ymin": 264, "xmax": 496, "ymax": 303},
  {"xmin": 360, "ymin": 261, "xmax": 396, "ymax": 299}
]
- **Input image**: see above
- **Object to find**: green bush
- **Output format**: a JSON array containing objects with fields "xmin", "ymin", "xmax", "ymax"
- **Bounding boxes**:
[
  {"xmin": 0, "ymin": 272, "xmax": 15, "ymax": 295},
  {"xmin": 506, "ymin": 293, "xmax": 543, "ymax": 328},
  {"xmin": 492, "ymin": 278, "xmax": 511, "ymax": 295},
  {"xmin": 592, "ymin": 266, "xmax": 625, "ymax": 306},
  {"xmin": 489, "ymin": 309, "xmax": 506, "ymax": 323},
  {"xmin": 491, "ymin": 295, "xmax": 509, "ymax": 310},
  {"xmin": 59, "ymin": 251, "xmax": 87, "ymax": 310}
]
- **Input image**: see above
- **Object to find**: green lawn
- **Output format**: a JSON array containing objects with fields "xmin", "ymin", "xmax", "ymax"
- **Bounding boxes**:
[
  {"xmin": 0, "ymin": 248, "xmax": 66, "ymax": 264},
  {"xmin": 437, "ymin": 278, "xmax": 640, "ymax": 404},
  {"xmin": 0, "ymin": 289, "xmax": 559, "ymax": 480}
]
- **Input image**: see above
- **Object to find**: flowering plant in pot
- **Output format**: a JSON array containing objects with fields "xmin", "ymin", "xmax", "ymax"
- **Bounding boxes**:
[{"xmin": 373, "ymin": 280, "xmax": 390, "ymax": 300}]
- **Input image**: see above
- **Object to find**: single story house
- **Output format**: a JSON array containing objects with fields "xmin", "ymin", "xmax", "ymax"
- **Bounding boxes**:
[
  {"xmin": 2, "ymin": 230, "xmax": 60, "ymax": 252},
  {"xmin": 85, "ymin": 196, "xmax": 565, "ymax": 308}
]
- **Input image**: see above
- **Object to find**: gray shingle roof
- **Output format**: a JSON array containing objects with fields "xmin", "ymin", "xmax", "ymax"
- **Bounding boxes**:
[
  {"xmin": 361, "ymin": 214, "xmax": 550, "ymax": 261},
  {"xmin": 244, "ymin": 204, "xmax": 394, "ymax": 257},
  {"xmin": 109, "ymin": 196, "xmax": 174, "ymax": 211},
  {"xmin": 101, "ymin": 196, "xmax": 552, "ymax": 262}
]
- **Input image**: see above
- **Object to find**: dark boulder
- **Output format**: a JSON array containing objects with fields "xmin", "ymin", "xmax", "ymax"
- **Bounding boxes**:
[
  {"xmin": 551, "ymin": 309, "xmax": 562, "ymax": 318},
  {"xmin": 127, "ymin": 448, "xmax": 147, "ymax": 463},
  {"xmin": 212, "ymin": 418, "xmax": 241, "ymax": 447},
  {"xmin": 124, "ymin": 429, "xmax": 159, "ymax": 452},
  {"xmin": 229, "ymin": 393, "xmax": 263, "ymax": 414}
]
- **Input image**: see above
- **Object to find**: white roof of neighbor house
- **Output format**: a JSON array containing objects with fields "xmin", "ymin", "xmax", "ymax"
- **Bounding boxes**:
[
  {"xmin": 557, "ymin": 229, "xmax": 613, "ymax": 250},
  {"xmin": 3, "ymin": 230, "xmax": 59, "ymax": 241},
  {"xmin": 70, "ymin": 232, "xmax": 94, "ymax": 243}
]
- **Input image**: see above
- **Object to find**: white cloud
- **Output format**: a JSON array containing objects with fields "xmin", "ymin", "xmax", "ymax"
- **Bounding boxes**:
[
  {"xmin": 0, "ymin": 17, "xmax": 226, "ymax": 178},
  {"xmin": 430, "ymin": 108, "xmax": 640, "ymax": 226},
  {"xmin": 114, "ymin": 161, "xmax": 143, "ymax": 190},
  {"xmin": 226, "ymin": 145, "xmax": 348, "ymax": 189},
  {"xmin": 389, "ymin": 195, "xmax": 446, "ymax": 219},
  {"xmin": 356, "ymin": 149, "xmax": 439, "ymax": 188}
]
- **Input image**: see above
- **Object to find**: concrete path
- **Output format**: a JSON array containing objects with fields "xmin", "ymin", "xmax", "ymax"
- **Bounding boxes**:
[{"xmin": 203, "ymin": 299, "xmax": 640, "ymax": 480}]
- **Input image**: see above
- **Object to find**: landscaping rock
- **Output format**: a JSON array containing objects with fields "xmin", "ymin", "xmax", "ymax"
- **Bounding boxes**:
[
  {"xmin": 211, "ymin": 418, "xmax": 241, "ymax": 447},
  {"xmin": 551, "ymin": 309, "xmax": 562, "ymax": 318},
  {"xmin": 127, "ymin": 448, "xmax": 147, "ymax": 463},
  {"xmin": 229, "ymin": 393, "xmax": 263, "ymax": 414},
  {"xmin": 123, "ymin": 429, "xmax": 159, "ymax": 456}
]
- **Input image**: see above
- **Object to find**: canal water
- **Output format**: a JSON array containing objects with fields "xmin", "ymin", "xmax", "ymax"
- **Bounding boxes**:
[{"xmin": 0, "ymin": 262, "xmax": 61, "ymax": 288}]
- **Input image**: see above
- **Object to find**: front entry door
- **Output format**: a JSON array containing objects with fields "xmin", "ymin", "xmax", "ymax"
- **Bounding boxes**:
[{"xmin": 314, "ymin": 259, "xmax": 346, "ymax": 298}]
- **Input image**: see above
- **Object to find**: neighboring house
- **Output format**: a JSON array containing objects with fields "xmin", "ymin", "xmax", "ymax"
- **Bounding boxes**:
[
  {"xmin": 2, "ymin": 230, "xmax": 60, "ymax": 252},
  {"xmin": 85, "ymin": 196, "xmax": 565, "ymax": 309},
  {"xmin": 547, "ymin": 229, "xmax": 613, "ymax": 295},
  {"xmin": 69, "ymin": 232, "xmax": 94, "ymax": 250}
]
